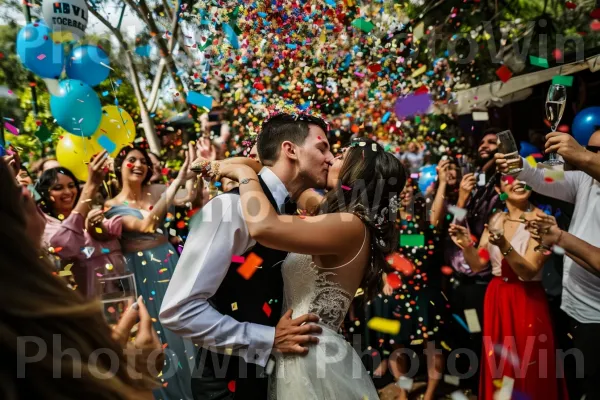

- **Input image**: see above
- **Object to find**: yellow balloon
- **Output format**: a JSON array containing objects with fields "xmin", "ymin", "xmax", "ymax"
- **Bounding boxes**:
[
  {"xmin": 56, "ymin": 134, "xmax": 102, "ymax": 181},
  {"xmin": 92, "ymin": 106, "xmax": 136, "ymax": 157}
]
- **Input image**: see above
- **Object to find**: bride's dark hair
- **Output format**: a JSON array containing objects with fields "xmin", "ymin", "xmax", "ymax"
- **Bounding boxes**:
[{"xmin": 320, "ymin": 138, "xmax": 407, "ymax": 300}]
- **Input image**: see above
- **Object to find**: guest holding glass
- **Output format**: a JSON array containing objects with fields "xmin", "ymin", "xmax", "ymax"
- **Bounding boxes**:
[
  {"xmin": 104, "ymin": 144, "xmax": 198, "ymax": 400},
  {"xmin": 449, "ymin": 175, "xmax": 568, "ymax": 400},
  {"xmin": 36, "ymin": 151, "xmax": 129, "ymax": 298}
]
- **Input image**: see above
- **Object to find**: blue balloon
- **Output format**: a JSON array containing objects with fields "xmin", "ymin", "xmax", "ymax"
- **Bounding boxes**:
[
  {"xmin": 66, "ymin": 45, "xmax": 110, "ymax": 87},
  {"xmin": 572, "ymin": 107, "xmax": 600, "ymax": 145},
  {"xmin": 16, "ymin": 22, "xmax": 64, "ymax": 79},
  {"xmin": 418, "ymin": 165, "xmax": 438, "ymax": 193},
  {"xmin": 50, "ymin": 79, "xmax": 101, "ymax": 137},
  {"xmin": 519, "ymin": 141, "xmax": 540, "ymax": 158}
]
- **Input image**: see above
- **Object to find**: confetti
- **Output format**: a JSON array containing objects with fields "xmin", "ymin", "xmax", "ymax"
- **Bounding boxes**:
[
  {"xmin": 464, "ymin": 309, "xmax": 482, "ymax": 333},
  {"xmin": 262, "ymin": 302, "xmax": 272, "ymax": 317},
  {"xmin": 529, "ymin": 55, "xmax": 550, "ymax": 68},
  {"xmin": 552, "ymin": 75, "xmax": 574, "ymax": 87},
  {"xmin": 231, "ymin": 255, "xmax": 245, "ymax": 263},
  {"xmin": 367, "ymin": 317, "xmax": 401, "ymax": 335},
  {"xmin": 97, "ymin": 135, "xmax": 117, "ymax": 154},
  {"xmin": 495, "ymin": 65, "xmax": 513, "ymax": 83},
  {"xmin": 394, "ymin": 93, "xmax": 432, "ymax": 119},
  {"xmin": 237, "ymin": 252, "xmax": 263, "ymax": 280}
]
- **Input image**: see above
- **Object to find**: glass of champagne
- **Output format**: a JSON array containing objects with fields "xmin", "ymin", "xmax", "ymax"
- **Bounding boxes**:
[
  {"xmin": 543, "ymin": 84, "xmax": 567, "ymax": 167},
  {"xmin": 488, "ymin": 212, "xmax": 505, "ymax": 240},
  {"xmin": 497, "ymin": 130, "xmax": 523, "ymax": 175},
  {"xmin": 96, "ymin": 265, "xmax": 137, "ymax": 326}
]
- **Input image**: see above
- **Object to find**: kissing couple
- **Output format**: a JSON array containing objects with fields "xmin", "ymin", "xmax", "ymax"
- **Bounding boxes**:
[{"xmin": 160, "ymin": 112, "xmax": 407, "ymax": 399}]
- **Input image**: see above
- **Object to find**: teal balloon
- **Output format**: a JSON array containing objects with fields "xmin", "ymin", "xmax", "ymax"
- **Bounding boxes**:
[
  {"xmin": 50, "ymin": 79, "xmax": 101, "ymax": 137},
  {"xmin": 418, "ymin": 165, "xmax": 437, "ymax": 193},
  {"xmin": 16, "ymin": 22, "xmax": 64, "ymax": 79},
  {"xmin": 66, "ymin": 45, "xmax": 110, "ymax": 87},
  {"xmin": 572, "ymin": 107, "xmax": 600, "ymax": 145}
]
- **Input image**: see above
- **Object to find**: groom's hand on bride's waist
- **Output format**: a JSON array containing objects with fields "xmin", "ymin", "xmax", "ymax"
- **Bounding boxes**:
[{"xmin": 272, "ymin": 309, "xmax": 322, "ymax": 355}]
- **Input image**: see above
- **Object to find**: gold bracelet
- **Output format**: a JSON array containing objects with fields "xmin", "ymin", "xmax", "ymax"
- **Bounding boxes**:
[{"xmin": 501, "ymin": 245, "xmax": 514, "ymax": 256}]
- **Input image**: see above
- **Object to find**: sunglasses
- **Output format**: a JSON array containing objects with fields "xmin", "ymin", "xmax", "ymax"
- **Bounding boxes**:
[{"xmin": 586, "ymin": 145, "xmax": 600, "ymax": 153}]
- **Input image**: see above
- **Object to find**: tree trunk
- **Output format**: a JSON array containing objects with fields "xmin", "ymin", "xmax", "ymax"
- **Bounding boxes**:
[
  {"xmin": 87, "ymin": 2, "xmax": 161, "ymax": 153},
  {"xmin": 147, "ymin": 59, "xmax": 166, "ymax": 113}
]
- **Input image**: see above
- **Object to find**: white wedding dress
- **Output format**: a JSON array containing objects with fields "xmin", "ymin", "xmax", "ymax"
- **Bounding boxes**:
[{"xmin": 269, "ymin": 232, "xmax": 379, "ymax": 400}]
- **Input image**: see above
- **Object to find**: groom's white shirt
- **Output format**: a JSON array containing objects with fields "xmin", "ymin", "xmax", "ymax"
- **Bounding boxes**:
[{"xmin": 160, "ymin": 167, "xmax": 289, "ymax": 367}]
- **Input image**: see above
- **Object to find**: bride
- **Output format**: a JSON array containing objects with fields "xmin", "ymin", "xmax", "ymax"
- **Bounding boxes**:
[{"xmin": 198, "ymin": 138, "xmax": 406, "ymax": 399}]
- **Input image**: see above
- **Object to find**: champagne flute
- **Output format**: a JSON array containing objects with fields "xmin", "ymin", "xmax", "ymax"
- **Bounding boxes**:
[
  {"xmin": 488, "ymin": 212, "xmax": 505, "ymax": 239},
  {"xmin": 95, "ymin": 263, "xmax": 137, "ymax": 326},
  {"xmin": 543, "ymin": 84, "xmax": 567, "ymax": 167},
  {"xmin": 497, "ymin": 130, "xmax": 523, "ymax": 176}
]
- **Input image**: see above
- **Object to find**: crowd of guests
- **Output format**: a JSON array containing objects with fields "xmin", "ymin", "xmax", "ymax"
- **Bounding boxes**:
[{"xmin": 2, "ymin": 118, "xmax": 600, "ymax": 400}]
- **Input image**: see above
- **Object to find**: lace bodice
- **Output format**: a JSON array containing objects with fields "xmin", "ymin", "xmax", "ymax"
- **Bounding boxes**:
[{"xmin": 281, "ymin": 253, "xmax": 354, "ymax": 331}]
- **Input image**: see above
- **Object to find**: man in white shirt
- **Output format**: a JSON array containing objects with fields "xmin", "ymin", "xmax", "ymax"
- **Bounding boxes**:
[
  {"xmin": 496, "ymin": 130, "xmax": 600, "ymax": 400},
  {"xmin": 160, "ymin": 113, "xmax": 334, "ymax": 399}
]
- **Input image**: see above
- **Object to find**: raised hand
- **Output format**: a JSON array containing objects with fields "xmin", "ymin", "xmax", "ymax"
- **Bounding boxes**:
[
  {"xmin": 113, "ymin": 296, "xmax": 165, "ymax": 375},
  {"xmin": 457, "ymin": 173, "xmax": 476, "ymax": 206},
  {"xmin": 544, "ymin": 132, "xmax": 586, "ymax": 165},
  {"xmin": 197, "ymin": 137, "xmax": 217, "ymax": 161},
  {"xmin": 437, "ymin": 159, "xmax": 450, "ymax": 184},
  {"xmin": 88, "ymin": 150, "xmax": 109, "ymax": 186},
  {"xmin": 495, "ymin": 152, "xmax": 523, "ymax": 174},
  {"xmin": 449, "ymin": 223, "xmax": 472, "ymax": 249},
  {"xmin": 526, "ymin": 212, "xmax": 561, "ymax": 246}
]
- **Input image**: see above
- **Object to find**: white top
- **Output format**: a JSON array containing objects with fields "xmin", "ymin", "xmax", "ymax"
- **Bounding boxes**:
[
  {"xmin": 487, "ymin": 223, "xmax": 542, "ymax": 281},
  {"xmin": 159, "ymin": 167, "xmax": 289, "ymax": 367},
  {"xmin": 518, "ymin": 160, "xmax": 600, "ymax": 323}
]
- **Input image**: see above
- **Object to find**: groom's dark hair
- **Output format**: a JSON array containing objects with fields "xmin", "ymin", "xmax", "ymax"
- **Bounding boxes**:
[{"xmin": 257, "ymin": 113, "xmax": 328, "ymax": 166}]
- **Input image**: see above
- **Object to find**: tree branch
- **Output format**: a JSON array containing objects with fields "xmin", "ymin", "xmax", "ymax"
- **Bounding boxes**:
[{"xmin": 123, "ymin": 0, "xmax": 187, "ymax": 105}]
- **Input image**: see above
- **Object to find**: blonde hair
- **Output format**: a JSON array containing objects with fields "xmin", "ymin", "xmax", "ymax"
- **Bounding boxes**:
[{"xmin": 0, "ymin": 159, "xmax": 156, "ymax": 399}]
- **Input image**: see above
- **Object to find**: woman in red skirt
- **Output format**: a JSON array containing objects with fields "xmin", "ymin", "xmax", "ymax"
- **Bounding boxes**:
[{"xmin": 449, "ymin": 175, "xmax": 568, "ymax": 400}]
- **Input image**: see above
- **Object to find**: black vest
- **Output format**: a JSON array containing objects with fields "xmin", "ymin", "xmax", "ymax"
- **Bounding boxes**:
[
  {"xmin": 209, "ymin": 179, "xmax": 287, "ymax": 326},
  {"xmin": 192, "ymin": 177, "xmax": 288, "ymax": 399}
]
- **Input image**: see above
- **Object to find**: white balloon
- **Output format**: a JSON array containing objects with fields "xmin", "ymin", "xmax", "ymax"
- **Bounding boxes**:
[{"xmin": 42, "ymin": 0, "xmax": 88, "ymax": 42}]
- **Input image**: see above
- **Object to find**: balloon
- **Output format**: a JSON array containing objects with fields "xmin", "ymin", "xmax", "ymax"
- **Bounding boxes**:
[
  {"xmin": 572, "ymin": 106, "xmax": 600, "ymax": 145},
  {"xmin": 56, "ymin": 133, "xmax": 102, "ymax": 181},
  {"xmin": 418, "ymin": 164, "xmax": 437, "ymax": 193},
  {"xmin": 50, "ymin": 79, "xmax": 101, "ymax": 137},
  {"xmin": 519, "ymin": 141, "xmax": 539, "ymax": 158},
  {"xmin": 66, "ymin": 45, "xmax": 110, "ymax": 87},
  {"xmin": 16, "ymin": 22, "xmax": 64, "ymax": 79},
  {"xmin": 42, "ymin": 0, "xmax": 88, "ymax": 42},
  {"xmin": 92, "ymin": 106, "xmax": 136, "ymax": 156}
]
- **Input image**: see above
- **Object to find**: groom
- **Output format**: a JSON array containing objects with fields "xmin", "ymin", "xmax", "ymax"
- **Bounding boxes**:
[{"xmin": 160, "ymin": 113, "xmax": 334, "ymax": 399}]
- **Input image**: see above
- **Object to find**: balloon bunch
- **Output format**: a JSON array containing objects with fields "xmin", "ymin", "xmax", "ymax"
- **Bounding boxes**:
[{"xmin": 15, "ymin": 0, "xmax": 134, "ymax": 180}]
